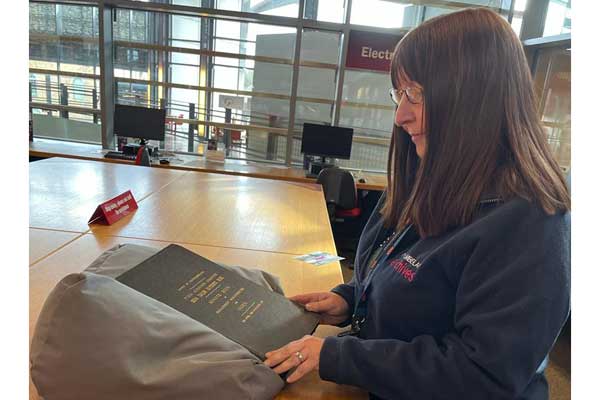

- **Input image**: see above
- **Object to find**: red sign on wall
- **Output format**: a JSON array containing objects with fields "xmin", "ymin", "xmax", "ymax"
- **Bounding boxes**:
[
  {"xmin": 88, "ymin": 190, "xmax": 138, "ymax": 225},
  {"xmin": 345, "ymin": 30, "xmax": 404, "ymax": 73}
]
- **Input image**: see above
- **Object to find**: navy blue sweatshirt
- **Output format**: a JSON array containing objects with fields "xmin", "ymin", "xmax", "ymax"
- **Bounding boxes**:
[{"xmin": 319, "ymin": 193, "xmax": 570, "ymax": 400}]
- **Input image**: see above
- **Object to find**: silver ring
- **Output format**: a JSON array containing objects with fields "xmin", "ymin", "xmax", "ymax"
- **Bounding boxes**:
[{"xmin": 295, "ymin": 351, "xmax": 304, "ymax": 362}]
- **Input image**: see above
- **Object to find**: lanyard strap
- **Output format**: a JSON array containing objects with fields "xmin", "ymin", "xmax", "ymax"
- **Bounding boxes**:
[{"xmin": 338, "ymin": 224, "xmax": 414, "ymax": 337}]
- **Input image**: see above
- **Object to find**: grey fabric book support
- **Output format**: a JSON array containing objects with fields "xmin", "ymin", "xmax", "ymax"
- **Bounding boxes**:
[{"xmin": 30, "ymin": 244, "xmax": 285, "ymax": 400}]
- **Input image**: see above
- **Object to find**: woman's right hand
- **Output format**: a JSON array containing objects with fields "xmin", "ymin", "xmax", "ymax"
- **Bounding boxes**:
[{"xmin": 289, "ymin": 292, "xmax": 350, "ymax": 326}]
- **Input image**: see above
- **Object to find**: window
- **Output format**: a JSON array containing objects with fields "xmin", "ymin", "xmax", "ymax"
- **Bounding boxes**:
[
  {"xmin": 304, "ymin": 0, "xmax": 346, "ymax": 23},
  {"xmin": 510, "ymin": 0, "xmax": 528, "ymax": 37},
  {"xmin": 113, "ymin": 8, "xmax": 298, "ymax": 160},
  {"xmin": 351, "ymin": 0, "xmax": 510, "ymax": 29},
  {"xmin": 30, "ymin": 0, "xmax": 568, "ymax": 173},
  {"xmin": 29, "ymin": 2, "xmax": 101, "ymax": 142},
  {"xmin": 543, "ymin": 0, "xmax": 571, "ymax": 37}
]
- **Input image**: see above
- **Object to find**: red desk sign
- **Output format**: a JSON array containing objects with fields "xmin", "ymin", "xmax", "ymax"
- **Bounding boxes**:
[
  {"xmin": 346, "ymin": 30, "xmax": 404, "ymax": 72},
  {"xmin": 88, "ymin": 190, "xmax": 138, "ymax": 225}
]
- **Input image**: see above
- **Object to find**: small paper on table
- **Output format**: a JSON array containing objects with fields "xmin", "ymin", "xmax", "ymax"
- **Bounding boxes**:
[{"xmin": 294, "ymin": 251, "xmax": 344, "ymax": 266}]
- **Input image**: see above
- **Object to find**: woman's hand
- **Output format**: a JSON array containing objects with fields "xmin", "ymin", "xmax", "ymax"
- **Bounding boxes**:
[
  {"xmin": 289, "ymin": 292, "xmax": 350, "ymax": 326},
  {"xmin": 264, "ymin": 335, "xmax": 324, "ymax": 383}
]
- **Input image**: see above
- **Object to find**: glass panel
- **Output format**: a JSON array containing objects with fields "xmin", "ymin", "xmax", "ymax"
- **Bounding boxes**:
[
  {"xmin": 334, "ymin": 69, "xmax": 394, "ymax": 171},
  {"xmin": 114, "ymin": 9, "xmax": 149, "ymax": 42},
  {"xmin": 30, "ymin": 3, "xmax": 57, "ymax": 34},
  {"xmin": 172, "ymin": 0, "xmax": 202, "ymax": 5},
  {"xmin": 543, "ymin": 0, "xmax": 571, "ymax": 37},
  {"xmin": 342, "ymin": 70, "xmax": 392, "ymax": 108},
  {"xmin": 339, "ymin": 103, "xmax": 393, "ymax": 140},
  {"xmin": 297, "ymin": 67, "xmax": 336, "ymax": 100},
  {"xmin": 352, "ymin": 1, "xmax": 509, "ymax": 28},
  {"xmin": 170, "ymin": 50, "xmax": 200, "ymax": 66},
  {"xmin": 300, "ymin": 30, "xmax": 341, "ymax": 64},
  {"xmin": 295, "ymin": 29, "xmax": 339, "ymax": 134},
  {"xmin": 510, "ymin": 0, "xmax": 528, "ymax": 37},
  {"xmin": 304, "ymin": 0, "xmax": 346, "ymax": 23},
  {"xmin": 294, "ymin": 27, "xmax": 340, "ymax": 157},
  {"xmin": 170, "ymin": 64, "xmax": 200, "ymax": 85},
  {"xmin": 56, "ymin": 76, "xmax": 100, "ymax": 109},
  {"xmin": 422, "ymin": 6, "xmax": 454, "ymax": 22},
  {"xmin": 130, "ymin": 0, "xmax": 300, "ymax": 17},
  {"xmin": 252, "ymin": 61, "xmax": 293, "ymax": 95},
  {"xmin": 58, "ymin": 39, "xmax": 99, "ymax": 73},
  {"xmin": 336, "ymin": 139, "xmax": 389, "ymax": 172},
  {"xmin": 32, "ymin": 112, "xmax": 102, "ymax": 144},
  {"xmin": 532, "ymin": 46, "xmax": 571, "ymax": 172},
  {"xmin": 112, "ymin": 8, "xmax": 294, "ymax": 162},
  {"xmin": 351, "ymin": 0, "xmax": 415, "ymax": 28},
  {"xmin": 114, "ymin": 47, "xmax": 156, "ymax": 80},
  {"xmin": 246, "ymin": 97, "xmax": 290, "ymax": 162},
  {"xmin": 295, "ymin": 100, "xmax": 333, "ymax": 126},
  {"xmin": 216, "ymin": 20, "xmax": 296, "ymax": 60},
  {"xmin": 171, "ymin": 14, "xmax": 201, "ymax": 41},
  {"xmin": 29, "ymin": 74, "xmax": 59, "ymax": 105},
  {"xmin": 214, "ymin": 37, "xmax": 256, "ymax": 57},
  {"xmin": 59, "ymin": 4, "xmax": 97, "ymax": 37},
  {"xmin": 216, "ymin": 0, "xmax": 299, "ymax": 17},
  {"xmin": 29, "ymin": 3, "xmax": 101, "ymax": 143}
]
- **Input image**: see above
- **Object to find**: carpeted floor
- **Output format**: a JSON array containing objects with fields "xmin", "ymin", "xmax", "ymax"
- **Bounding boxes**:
[{"xmin": 338, "ymin": 256, "xmax": 571, "ymax": 399}]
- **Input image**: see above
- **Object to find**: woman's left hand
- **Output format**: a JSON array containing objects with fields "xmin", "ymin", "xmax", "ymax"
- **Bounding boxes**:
[{"xmin": 264, "ymin": 335, "xmax": 324, "ymax": 383}]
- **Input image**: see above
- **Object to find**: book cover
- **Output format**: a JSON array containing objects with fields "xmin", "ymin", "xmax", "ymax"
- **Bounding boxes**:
[{"xmin": 116, "ymin": 244, "xmax": 320, "ymax": 360}]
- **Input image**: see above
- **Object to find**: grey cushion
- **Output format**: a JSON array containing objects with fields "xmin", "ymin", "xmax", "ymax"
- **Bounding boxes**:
[{"xmin": 30, "ymin": 244, "xmax": 284, "ymax": 400}]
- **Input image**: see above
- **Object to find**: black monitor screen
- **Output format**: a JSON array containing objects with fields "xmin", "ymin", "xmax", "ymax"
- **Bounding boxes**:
[
  {"xmin": 114, "ymin": 104, "xmax": 166, "ymax": 141},
  {"xmin": 300, "ymin": 123, "xmax": 354, "ymax": 159}
]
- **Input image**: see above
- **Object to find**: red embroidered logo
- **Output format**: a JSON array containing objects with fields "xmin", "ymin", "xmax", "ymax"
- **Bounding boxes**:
[
  {"xmin": 390, "ymin": 259, "xmax": 416, "ymax": 282},
  {"xmin": 389, "ymin": 253, "xmax": 422, "ymax": 282}
]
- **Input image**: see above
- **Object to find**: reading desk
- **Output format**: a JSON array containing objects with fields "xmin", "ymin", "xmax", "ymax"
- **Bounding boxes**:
[
  {"xmin": 29, "ymin": 158, "xmax": 368, "ymax": 400},
  {"xmin": 30, "ymin": 138, "xmax": 387, "ymax": 192}
]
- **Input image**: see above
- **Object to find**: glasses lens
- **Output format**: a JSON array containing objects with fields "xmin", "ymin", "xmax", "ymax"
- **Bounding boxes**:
[{"xmin": 406, "ymin": 87, "xmax": 423, "ymax": 104}]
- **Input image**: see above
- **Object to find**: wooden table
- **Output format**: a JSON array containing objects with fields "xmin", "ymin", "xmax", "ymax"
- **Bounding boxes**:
[
  {"xmin": 89, "ymin": 171, "xmax": 337, "ymax": 255},
  {"xmin": 30, "ymin": 138, "xmax": 387, "ymax": 191},
  {"xmin": 30, "ymin": 157, "xmax": 186, "ymax": 232},
  {"xmin": 29, "ymin": 158, "xmax": 367, "ymax": 400}
]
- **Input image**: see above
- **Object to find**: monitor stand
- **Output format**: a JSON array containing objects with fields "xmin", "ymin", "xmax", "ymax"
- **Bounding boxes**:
[{"xmin": 306, "ymin": 156, "xmax": 335, "ymax": 178}]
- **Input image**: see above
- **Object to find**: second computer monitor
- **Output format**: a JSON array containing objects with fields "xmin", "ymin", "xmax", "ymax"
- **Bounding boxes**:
[
  {"xmin": 114, "ymin": 104, "xmax": 166, "ymax": 143},
  {"xmin": 300, "ymin": 123, "xmax": 354, "ymax": 160}
]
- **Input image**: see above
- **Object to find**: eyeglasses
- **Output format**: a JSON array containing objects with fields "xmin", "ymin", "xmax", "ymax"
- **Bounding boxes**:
[{"xmin": 389, "ymin": 87, "xmax": 423, "ymax": 105}]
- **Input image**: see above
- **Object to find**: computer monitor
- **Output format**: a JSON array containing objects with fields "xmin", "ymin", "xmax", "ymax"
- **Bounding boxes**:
[
  {"xmin": 300, "ymin": 123, "xmax": 354, "ymax": 160},
  {"xmin": 114, "ymin": 104, "xmax": 166, "ymax": 144}
]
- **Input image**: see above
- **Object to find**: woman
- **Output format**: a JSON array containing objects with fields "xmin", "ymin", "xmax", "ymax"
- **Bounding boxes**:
[{"xmin": 265, "ymin": 8, "xmax": 570, "ymax": 400}]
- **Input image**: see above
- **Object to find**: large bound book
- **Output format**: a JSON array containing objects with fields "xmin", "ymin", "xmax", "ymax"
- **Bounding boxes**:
[{"xmin": 116, "ymin": 244, "xmax": 320, "ymax": 360}]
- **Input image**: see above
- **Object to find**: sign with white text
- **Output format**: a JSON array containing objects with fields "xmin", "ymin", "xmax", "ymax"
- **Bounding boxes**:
[
  {"xmin": 346, "ymin": 30, "xmax": 404, "ymax": 72},
  {"xmin": 88, "ymin": 190, "xmax": 138, "ymax": 225},
  {"xmin": 218, "ymin": 95, "xmax": 244, "ymax": 110}
]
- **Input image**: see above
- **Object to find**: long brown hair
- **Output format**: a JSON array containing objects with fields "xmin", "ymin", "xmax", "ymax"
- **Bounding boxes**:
[{"xmin": 382, "ymin": 8, "xmax": 570, "ymax": 238}]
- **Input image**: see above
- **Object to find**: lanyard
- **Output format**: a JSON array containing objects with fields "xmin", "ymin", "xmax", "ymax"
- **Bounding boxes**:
[{"xmin": 338, "ymin": 224, "xmax": 414, "ymax": 337}]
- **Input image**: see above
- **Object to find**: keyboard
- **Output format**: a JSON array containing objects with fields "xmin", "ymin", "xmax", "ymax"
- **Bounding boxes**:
[{"xmin": 104, "ymin": 151, "xmax": 136, "ymax": 161}]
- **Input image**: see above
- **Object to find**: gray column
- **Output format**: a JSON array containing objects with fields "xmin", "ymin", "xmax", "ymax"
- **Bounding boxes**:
[
  {"xmin": 45, "ymin": 75, "xmax": 52, "ymax": 116},
  {"xmin": 99, "ymin": 1, "xmax": 116, "ymax": 149},
  {"xmin": 92, "ymin": 88, "xmax": 98, "ymax": 123},
  {"xmin": 60, "ymin": 84, "xmax": 69, "ymax": 119},
  {"xmin": 159, "ymin": 97, "xmax": 166, "ymax": 150},
  {"xmin": 224, "ymin": 107, "xmax": 232, "ymax": 156},
  {"xmin": 188, "ymin": 102, "xmax": 196, "ymax": 152}
]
